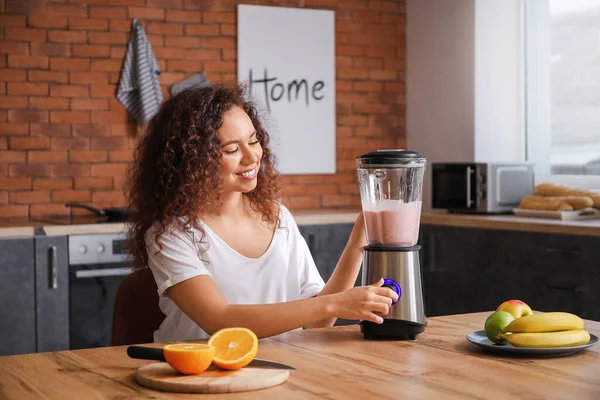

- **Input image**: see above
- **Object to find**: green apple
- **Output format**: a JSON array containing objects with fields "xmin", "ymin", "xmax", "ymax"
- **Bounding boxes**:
[{"xmin": 484, "ymin": 311, "xmax": 515, "ymax": 345}]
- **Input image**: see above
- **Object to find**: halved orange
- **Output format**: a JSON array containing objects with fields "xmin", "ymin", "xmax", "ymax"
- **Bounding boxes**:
[
  {"xmin": 163, "ymin": 343, "xmax": 215, "ymax": 375},
  {"xmin": 207, "ymin": 327, "xmax": 258, "ymax": 370}
]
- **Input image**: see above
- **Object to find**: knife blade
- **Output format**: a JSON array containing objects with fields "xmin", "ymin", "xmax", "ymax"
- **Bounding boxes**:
[{"xmin": 126, "ymin": 345, "xmax": 296, "ymax": 370}]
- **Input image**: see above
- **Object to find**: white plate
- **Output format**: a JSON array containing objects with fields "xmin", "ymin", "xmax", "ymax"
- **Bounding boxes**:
[
  {"xmin": 512, "ymin": 207, "xmax": 600, "ymax": 221},
  {"xmin": 466, "ymin": 330, "xmax": 599, "ymax": 356}
]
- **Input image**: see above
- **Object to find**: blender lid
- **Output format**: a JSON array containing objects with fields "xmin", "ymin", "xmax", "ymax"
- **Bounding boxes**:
[{"xmin": 356, "ymin": 149, "xmax": 426, "ymax": 165}]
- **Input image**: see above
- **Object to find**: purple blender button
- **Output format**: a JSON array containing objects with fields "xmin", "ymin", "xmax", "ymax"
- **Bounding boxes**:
[{"xmin": 383, "ymin": 278, "xmax": 401, "ymax": 305}]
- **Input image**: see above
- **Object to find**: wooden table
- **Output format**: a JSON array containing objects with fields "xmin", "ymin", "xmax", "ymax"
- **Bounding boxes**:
[{"xmin": 1, "ymin": 312, "xmax": 599, "ymax": 399}]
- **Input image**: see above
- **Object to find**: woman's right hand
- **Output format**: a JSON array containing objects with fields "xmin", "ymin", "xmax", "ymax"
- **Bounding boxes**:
[{"xmin": 327, "ymin": 278, "xmax": 399, "ymax": 324}]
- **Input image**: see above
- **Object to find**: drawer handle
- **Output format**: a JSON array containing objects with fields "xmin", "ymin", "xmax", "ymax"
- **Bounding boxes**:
[
  {"xmin": 48, "ymin": 246, "xmax": 58, "ymax": 289},
  {"xmin": 545, "ymin": 284, "xmax": 582, "ymax": 293},
  {"xmin": 545, "ymin": 248, "xmax": 580, "ymax": 257},
  {"xmin": 75, "ymin": 268, "xmax": 131, "ymax": 278}
]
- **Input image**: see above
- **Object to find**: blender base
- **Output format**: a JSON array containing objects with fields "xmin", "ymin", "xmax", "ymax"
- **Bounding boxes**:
[{"xmin": 360, "ymin": 319, "xmax": 426, "ymax": 340}]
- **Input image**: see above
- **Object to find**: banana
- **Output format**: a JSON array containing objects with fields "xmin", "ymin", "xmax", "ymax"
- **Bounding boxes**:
[
  {"xmin": 500, "ymin": 329, "xmax": 590, "ymax": 348},
  {"xmin": 502, "ymin": 312, "xmax": 584, "ymax": 333}
]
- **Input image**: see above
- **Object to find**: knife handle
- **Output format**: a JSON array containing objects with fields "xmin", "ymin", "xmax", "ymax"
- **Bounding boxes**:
[{"xmin": 127, "ymin": 345, "xmax": 166, "ymax": 362}]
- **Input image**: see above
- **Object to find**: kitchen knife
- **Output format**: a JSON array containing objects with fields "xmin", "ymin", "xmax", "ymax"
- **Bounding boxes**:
[{"xmin": 127, "ymin": 345, "xmax": 296, "ymax": 370}]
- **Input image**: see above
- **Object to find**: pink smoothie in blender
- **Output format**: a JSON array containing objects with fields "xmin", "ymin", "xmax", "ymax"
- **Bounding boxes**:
[
  {"xmin": 357, "ymin": 149, "xmax": 426, "ymax": 248},
  {"xmin": 363, "ymin": 200, "xmax": 422, "ymax": 247}
]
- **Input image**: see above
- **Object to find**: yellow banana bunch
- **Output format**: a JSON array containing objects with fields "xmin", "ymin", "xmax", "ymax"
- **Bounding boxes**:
[
  {"xmin": 499, "ymin": 312, "xmax": 589, "ymax": 348},
  {"xmin": 500, "ymin": 330, "xmax": 590, "ymax": 348},
  {"xmin": 502, "ymin": 312, "xmax": 584, "ymax": 333}
]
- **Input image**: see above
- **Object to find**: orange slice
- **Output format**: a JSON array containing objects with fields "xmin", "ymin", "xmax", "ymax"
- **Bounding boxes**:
[
  {"xmin": 207, "ymin": 327, "xmax": 258, "ymax": 370},
  {"xmin": 163, "ymin": 343, "xmax": 215, "ymax": 375}
]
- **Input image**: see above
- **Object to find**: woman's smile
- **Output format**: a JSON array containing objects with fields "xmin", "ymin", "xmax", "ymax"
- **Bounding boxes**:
[{"xmin": 236, "ymin": 165, "xmax": 259, "ymax": 179}]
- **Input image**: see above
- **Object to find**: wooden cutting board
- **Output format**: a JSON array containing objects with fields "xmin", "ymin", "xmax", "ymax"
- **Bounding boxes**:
[{"xmin": 135, "ymin": 362, "xmax": 290, "ymax": 394}]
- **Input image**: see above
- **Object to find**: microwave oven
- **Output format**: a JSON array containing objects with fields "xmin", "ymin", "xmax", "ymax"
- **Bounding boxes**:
[{"xmin": 431, "ymin": 162, "xmax": 534, "ymax": 213}]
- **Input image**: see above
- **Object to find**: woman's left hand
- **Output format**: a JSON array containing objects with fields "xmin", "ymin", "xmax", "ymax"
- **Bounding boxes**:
[{"xmin": 348, "ymin": 212, "xmax": 366, "ymax": 252}]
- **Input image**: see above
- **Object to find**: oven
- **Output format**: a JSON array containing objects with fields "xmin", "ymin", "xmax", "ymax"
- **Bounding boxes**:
[{"xmin": 68, "ymin": 233, "xmax": 131, "ymax": 350}]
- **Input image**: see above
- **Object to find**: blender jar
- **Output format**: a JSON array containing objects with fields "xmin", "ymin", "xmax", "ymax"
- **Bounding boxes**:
[{"xmin": 356, "ymin": 150, "xmax": 426, "ymax": 247}]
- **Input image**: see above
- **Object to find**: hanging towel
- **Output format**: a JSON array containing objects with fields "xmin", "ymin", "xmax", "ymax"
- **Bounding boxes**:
[{"xmin": 117, "ymin": 19, "xmax": 163, "ymax": 126}]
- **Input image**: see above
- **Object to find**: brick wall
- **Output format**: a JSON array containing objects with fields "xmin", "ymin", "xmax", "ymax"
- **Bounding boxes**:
[{"xmin": 0, "ymin": 0, "xmax": 406, "ymax": 218}]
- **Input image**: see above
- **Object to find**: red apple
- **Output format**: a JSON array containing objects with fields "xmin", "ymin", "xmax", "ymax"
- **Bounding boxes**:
[{"xmin": 496, "ymin": 300, "xmax": 533, "ymax": 319}]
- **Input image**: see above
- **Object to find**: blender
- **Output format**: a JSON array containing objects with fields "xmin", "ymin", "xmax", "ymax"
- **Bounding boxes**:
[{"xmin": 356, "ymin": 149, "xmax": 427, "ymax": 340}]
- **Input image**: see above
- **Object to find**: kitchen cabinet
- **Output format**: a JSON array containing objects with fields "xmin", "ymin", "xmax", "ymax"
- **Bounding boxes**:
[
  {"xmin": 0, "ymin": 237, "xmax": 36, "ymax": 356},
  {"xmin": 299, "ymin": 223, "xmax": 357, "ymax": 282},
  {"xmin": 530, "ymin": 233, "xmax": 596, "ymax": 320},
  {"xmin": 35, "ymin": 236, "xmax": 69, "ymax": 353},
  {"xmin": 417, "ymin": 225, "xmax": 502, "ymax": 317},
  {"xmin": 418, "ymin": 224, "xmax": 599, "ymax": 321},
  {"xmin": 584, "ymin": 259, "xmax": 600, "ymax": 322},
  {"xmin": 298, "ymin": 223, "xmax": 360, "ymax": 325},
  {"xmin": 0, "ymin": 236, "xmax": 70, "ymax": 356}
]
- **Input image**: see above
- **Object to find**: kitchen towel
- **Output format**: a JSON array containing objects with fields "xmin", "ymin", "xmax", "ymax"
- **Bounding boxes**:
[{"xmin": 117, "ymin": 19, "xmax": 163, "ymax": 126}]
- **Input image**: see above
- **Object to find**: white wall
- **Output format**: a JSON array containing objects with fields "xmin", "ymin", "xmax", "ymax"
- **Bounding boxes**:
[
  {"xmin": 523, "ymin": 0, "xmax": 551, "ymax": 175},
  {"xmin": 474, "ymin": 0, "xmax": 525, "ymax": 163},
  {"xmin": 406, "ymin": 0, "xmax": 476, "ymax": 210},
  {"xmin": 407, "ymin": 0, "xmax": 525, "ymax": 209}
]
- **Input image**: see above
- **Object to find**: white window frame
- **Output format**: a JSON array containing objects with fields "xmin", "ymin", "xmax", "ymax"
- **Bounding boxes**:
[{"xmin": 524, "ymin": 0, "xmax": 600, "ymax": 190}]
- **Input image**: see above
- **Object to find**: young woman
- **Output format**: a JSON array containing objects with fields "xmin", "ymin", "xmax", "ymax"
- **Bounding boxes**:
[{"xmin": 126, "ymin": 83, "xmax": 397, "ymax": 341}]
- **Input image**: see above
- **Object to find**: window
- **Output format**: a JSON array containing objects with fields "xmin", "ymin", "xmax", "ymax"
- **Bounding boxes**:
[{"xmin": 525, "ymin": 0, "xmax": 600, "ymax": 179}]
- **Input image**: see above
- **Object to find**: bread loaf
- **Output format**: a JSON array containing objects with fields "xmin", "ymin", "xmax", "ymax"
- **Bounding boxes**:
[
  {"xmin": 534, "ymin": 183, "xmax": 585, "ymax": 196},
  {"xmin": 589, "ymin": 195, "xmax": 600, "ymax": 208},
  {"xmin": 537, "ymin": 195, "xmax": 592, "ymax": 210},
  {"xmin": 534, "ymin": 183, "xmax": 600, "ymax": 208},
  {"xmin": 519, "ymin": 195, "xmax": 573, "ymax": 211},
  {"xmin": 520, "ymin": 194, "xmax": 593, "ymax": 210}
]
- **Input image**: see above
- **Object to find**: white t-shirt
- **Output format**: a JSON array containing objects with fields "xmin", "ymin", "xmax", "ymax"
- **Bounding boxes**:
[{"xmin": 146, "ymin": 204, "xmax": 326, "ymax": 342}]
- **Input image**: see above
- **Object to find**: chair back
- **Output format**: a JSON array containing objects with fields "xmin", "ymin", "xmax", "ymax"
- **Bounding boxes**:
[{"xmin": 111, "ymin": 268, "xmax": 165, "ymax": 346}]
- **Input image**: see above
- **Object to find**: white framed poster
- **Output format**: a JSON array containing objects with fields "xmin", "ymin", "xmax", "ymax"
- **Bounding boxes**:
[{"xmin": 237, "ymin": 4, "xmax": 336, "ymax": 174}]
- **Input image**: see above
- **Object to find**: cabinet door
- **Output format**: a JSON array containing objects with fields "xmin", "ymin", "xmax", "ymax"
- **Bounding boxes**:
[
  {"xmin": 519, "ymin": 232, "xmax": 587, "ymax": 316},
  {"xmin": 419, "ymin": 225, "xmax": 522, "ymax": 317},
  {"xmin": 419, "ymin": 225, "xmax": 482, "ymax": 317},
  {"xmin": 577, "ymin": 235, "xmax": 600, "ymax": 321},
  {"xmin": 475, "ymin": 229, "xmax": 534, "ymax": 310},
  {"xmin": 299, "ymin": 223, "xmax": 359, "ymax": 326},
  {"xmin": 298, "ymin": 224, "xmax": 356, "ymax": 283},
  {"xmin": 420, "ymin": 225, "xmax": 590, "ymax": 318},
  {"xmin": 0, "ymin": 238, "xmax": 36, "ymax": 356},
  {"xmin": 35, "ymin": 236, "xmax": 70, "ymax": 352},
  {"xmin": 583, "ymin": 253, "xmax": 600, "ymax": 321},
  {"xmin": 324, "ymin": 224, "xmax": 360, "ymax": 326}
]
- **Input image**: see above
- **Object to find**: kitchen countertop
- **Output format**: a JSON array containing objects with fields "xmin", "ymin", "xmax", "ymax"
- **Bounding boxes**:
[
  {"xmin": 420, "ymin": 210, "xmax": 600, "ymax": 236},
  {"xmin": 0, "ymin": 312, "xmax": 598, "ymax": 399},
  {"xmin": 0, "ymin": 226, "xmax": 38, "ymax": 238},
  {"xmin": 2, "ymin": 209, "xmax": 600, "ymax": 238},
  {"xmin": 0, "ymin": 216, "xmax": 116, "ymax": 238},
  {"xmin": 0, "ymin": 210, "xmax": 363, "ymax": 238}
]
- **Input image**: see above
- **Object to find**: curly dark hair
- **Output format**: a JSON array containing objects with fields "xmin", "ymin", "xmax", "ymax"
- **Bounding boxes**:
[{"xmin": 126, "ymin": 83, "xmax": 281, "ymax": 271}]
